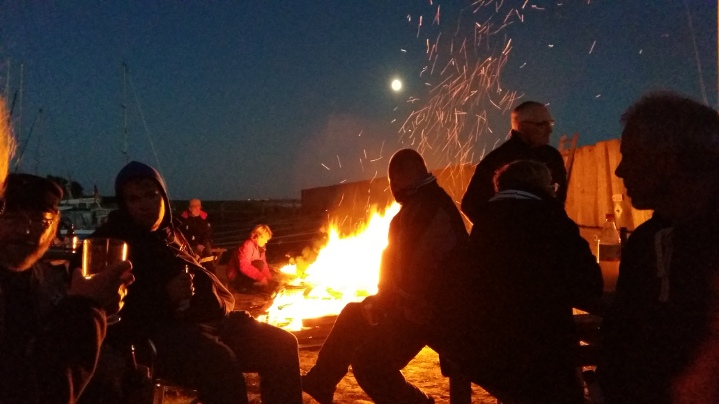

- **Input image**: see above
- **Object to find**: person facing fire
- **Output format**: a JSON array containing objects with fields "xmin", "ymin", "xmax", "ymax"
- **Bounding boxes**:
[
  {"xmin": 0, "ymin": 172, "xmax": 134, "ymax": 403},
  {"xmin": 461, "ymin": 100, "xmax": 567, "ymax": 225},
  {"xmin": 226, "ymin": 224, "xmax": 278, "ymax": 294},
  {"xmin": 178, "ymin": 198, "xmax": 215, "ymax": 272},
  {"xmin": 301, "ymin": 148, "xmax": 468, "ymax": 404},
  {"xmin": 436, "ymin": 159, "xmax": 602, "ymax": 403},
  {"xmin": 88, "ymin": 161, "xmax": 302, "ymax": 404},
  {"xmin": 598, "ymin": 92, "xmax": 719, "ymax": 403}
]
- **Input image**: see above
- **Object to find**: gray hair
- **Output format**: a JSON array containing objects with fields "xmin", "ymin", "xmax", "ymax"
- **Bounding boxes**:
[{"xmin": 493, "ymin": 159, "xmax": 552, "ymax": 193}]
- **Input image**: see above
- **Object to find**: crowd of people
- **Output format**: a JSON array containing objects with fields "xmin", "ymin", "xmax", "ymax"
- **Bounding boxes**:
[{"xmin": 0, "ymin": 91, "xmax": 718, "ymax": 404}]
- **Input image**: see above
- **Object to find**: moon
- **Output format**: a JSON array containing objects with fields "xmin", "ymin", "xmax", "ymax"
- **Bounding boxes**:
[{"xmin": 391, "ymin": 79, "xmax": 402, "ymax": 92}]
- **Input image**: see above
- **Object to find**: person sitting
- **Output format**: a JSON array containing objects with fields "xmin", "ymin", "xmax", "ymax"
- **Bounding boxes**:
[
  {"xmin": 226, "ymin": 224, "xmax": 279, "ymax": 294},
  {"xmin": 178, "ymin": 198, "xmax": 215, "ymax": 273},
  {"xmin": 438, "ymin": 159, "xmax": 602, "ymax": 404},
  {"xmin": 598, "ymin": 92, "xmax": 719, "ymax": 403},
  {"xmin": 90, "ymin": 161, "xmax": 301, "ymax": 404},
  {"xmin": 0, "ymin": 173, "xmax": 133, "ymax": 403},
  {"xmin": 301, "ymin": 149, "xmax": 468, "ymax": 404}
]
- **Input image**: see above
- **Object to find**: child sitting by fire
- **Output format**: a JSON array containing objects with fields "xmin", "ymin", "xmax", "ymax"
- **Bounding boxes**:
[{"xmin": 226, "ymin": 224, "xmax": 281, "ymax": 294}]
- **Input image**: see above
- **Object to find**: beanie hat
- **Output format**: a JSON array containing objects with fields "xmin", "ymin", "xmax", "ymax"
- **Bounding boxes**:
[{"xmin": 4, "ymin": 173, "xmax": 63, "ymax": 213}]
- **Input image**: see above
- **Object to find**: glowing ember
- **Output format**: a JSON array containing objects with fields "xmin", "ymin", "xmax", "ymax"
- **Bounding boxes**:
[{"xmin": 259, "ymin": 203, "xmax": 401, "ymax": 331}]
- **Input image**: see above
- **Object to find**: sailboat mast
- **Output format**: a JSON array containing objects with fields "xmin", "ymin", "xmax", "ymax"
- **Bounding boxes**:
[{"xmin": 122, "ymin": 62, "xmax": 129, "ymax": 163}]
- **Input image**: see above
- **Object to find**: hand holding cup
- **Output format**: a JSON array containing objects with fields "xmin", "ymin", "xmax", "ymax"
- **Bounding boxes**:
[
  {"xmin": 76, "ymin": 237, "xmax": 133, "ymax": 323},
  {"xmin": 69, "ymin": 260, "xmax": 134, "ymax": 318}
]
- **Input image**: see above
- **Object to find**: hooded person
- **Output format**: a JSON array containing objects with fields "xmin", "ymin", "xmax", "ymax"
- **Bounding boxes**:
[{"xmin": 89, "ymin": 161, "xmax": 301, "ymax": 404}]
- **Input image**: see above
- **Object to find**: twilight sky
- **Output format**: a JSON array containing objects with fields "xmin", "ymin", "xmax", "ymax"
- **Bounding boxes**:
[{"xmin": 1, "ymin": 1, "xmax": 716, "ymax": 200}]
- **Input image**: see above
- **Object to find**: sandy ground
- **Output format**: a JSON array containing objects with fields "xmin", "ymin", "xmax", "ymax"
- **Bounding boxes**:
[{"xmin": 161, "ymin": 345, "xmax": 497, "ymax": 403}]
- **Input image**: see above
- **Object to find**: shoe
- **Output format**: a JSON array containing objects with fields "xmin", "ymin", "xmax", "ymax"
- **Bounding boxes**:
[{"xmin": 301, "ymin": 373, "xmax": 335, "ymax": 404}]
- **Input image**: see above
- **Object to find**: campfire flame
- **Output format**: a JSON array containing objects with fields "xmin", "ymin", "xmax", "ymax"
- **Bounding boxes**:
[{"xmin": 259, "ymin": 203, "xmax": 401, "ymax": 331}]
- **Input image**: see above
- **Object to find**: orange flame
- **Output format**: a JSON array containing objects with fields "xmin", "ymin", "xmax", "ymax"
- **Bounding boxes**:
[{"xmin": 259, "ymin": 203, "xmax": 401, "ymax": 331}]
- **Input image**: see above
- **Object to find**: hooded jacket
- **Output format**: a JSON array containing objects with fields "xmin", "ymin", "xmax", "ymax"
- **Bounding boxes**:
[
  {"xmin": 442, "ymin": 187, "xmax": 601, "ymax": 402},
  {"xmin": 92, "ymin": 161, "xmax": 234, "ymax": 336}
]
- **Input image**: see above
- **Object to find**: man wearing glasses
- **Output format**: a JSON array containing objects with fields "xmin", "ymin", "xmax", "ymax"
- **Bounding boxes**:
[
  {"xmin": 461, "ymin": 101, "xmax": 567, "ymax": 225},
  {"xmin": 0, "ymin": 173, "xmax": 134, "ymax": 403}
]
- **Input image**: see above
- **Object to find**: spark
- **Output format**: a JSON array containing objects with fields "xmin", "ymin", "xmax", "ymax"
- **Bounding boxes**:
[
  {"xmin": 358, "ymin": 130, "xmax": 363, "ymax": 137},
  {"xmin": 401, "ymin": 49, "xmax": 407, "ymax": 53},
  {"xmin": 595, "ymin": 94, "xmax": 601, "ymax": 98},
  {"xmin": 321, "ymin": 163, "xmax": 330, "ymax": 170},
  {"xmin": 548, "ymin": 44, "xmax": 554, "ymax": 48},
  {"xmin": 589, "ymin": 40, "xmax": 596, "ymax": 54},
  {"xmin": 519, "ymin": 62, "xmax": 527, "ymax": 68},
  {"xmin": 336, "ymin": 155, "xmax": 342, "ymax": 168},
  {"xmin": 340, "ymin": 179, "xmax": 347, "ymax": 183},
  {"xmin": 639, "ymin": 49, "xmax": 643, "ymax": 54}
]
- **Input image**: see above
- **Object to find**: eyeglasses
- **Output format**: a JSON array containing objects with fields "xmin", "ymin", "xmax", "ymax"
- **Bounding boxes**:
[
  {"xmin": 0, "ymin": 211, "xmax": 57, "ymax": 233},
  {"xmin": 522, "ymin": 120, "xmax": 555, "ymax": 128}
]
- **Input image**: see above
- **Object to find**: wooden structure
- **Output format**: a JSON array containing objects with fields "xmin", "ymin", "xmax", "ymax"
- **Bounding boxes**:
[
  {"xmin": 300, "ymin": 137, "xmax": 653, "ymax": 233},
  {"xmin": 565, "ymin": 138, "xmax": 652, "ymax": 231}
]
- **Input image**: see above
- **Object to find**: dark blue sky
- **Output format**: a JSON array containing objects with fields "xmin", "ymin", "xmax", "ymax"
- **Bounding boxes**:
[{"xmin": 1, "ymin": 1, "xmax": 716, "ymax": 200}]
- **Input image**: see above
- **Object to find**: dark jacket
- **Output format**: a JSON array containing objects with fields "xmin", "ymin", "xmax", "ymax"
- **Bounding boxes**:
[
  {"xmin": 375, "ymin": 178, "xmax": 468, "ymax": 312},
  {"xmin": 446, "ymin": 190, "xmax": 601, "ymax": 402},
  {"xmin": 461, "ymin": 131, "xmax": 568, "ymax": 224},
  {"xmin": 92, "ymin": 162, "xmax": 233, "ymax": 339},
  {"xmin": 0, "ymin": 265, "xmax": 106, "ymax": 404},
  {"xmin": 178, "ymin": 210, "xmax": 212, "ymax": 253},
  {"xmin": 598, "ymin": 214, "xmax": 719, "ymax": 403}
]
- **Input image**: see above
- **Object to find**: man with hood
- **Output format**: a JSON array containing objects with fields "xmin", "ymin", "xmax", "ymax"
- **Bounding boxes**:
[
  {"xmin": 91, "ymin": 161, "xmax": 302, "ymax": 404},
  {"xmin": 461, "ymin": 101, "xmax": 567, "ymax": 225},
  {"xmin": 302, "ymin": 149, "xmax": 468, "ymax": 404}
]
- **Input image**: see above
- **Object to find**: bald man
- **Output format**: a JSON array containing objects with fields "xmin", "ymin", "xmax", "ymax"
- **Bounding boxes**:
[
  {"xmin": 302, "ymin": 149, "xmax": 468, "ymax": 404},
  {"xmin": 461, "ymin": 101, "xmax": 567, "ymax": 224}
]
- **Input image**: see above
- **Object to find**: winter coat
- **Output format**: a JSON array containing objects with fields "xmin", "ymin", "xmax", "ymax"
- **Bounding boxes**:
[
  {"xmin": 599, "ymin": 214, "xmax": 719, "ymax": 403},
  {"xmin": 0, "ymin": 264, "xmax": 106, "ymax": 404},
  {"xmin": 178, "ymin": 210, "xmax": 213, "ymax": 253},
  {"xmin": 226, "ymin": 238, "xmax": 272, "ymax": 283},
  {"xmin": 91, "ymin": 161, "xmax": 233, "ymax": 340},
  {"xmin": 443, "ymin": 190, "xmax": 602, "ymax": 402},
  {"xmin": 461, "ymin": 131, "xmax": 567, "ymax": 224},
  {"xmin": 375, "ymin": 178, "xmax": 468, "ymax": 312}
]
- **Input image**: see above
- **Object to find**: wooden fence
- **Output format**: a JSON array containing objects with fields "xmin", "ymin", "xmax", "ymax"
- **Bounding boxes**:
[
  {"xmin": 565, "ymin": 138, "xmax": 652, "ymax": 231},
  {"xmin": 302, "ymin": 137, "xmax": 654, "ymax": 232}
]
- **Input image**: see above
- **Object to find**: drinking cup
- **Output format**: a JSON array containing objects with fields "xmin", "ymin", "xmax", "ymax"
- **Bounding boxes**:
[{"xmin": 81, "ymin": 237, "xmax": 129, "ymax": 324}]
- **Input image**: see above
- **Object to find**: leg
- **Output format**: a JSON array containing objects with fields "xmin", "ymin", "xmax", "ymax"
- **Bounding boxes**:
[
  {"xmin": 151, "ymin": 323, "xmax": 247, "ymax": 404},
  {"xmin": 219, "ymin": 311, "xmax": 302, "ymax": 404},
  {"xmin": 351, "ymin": 313, "xmax": 431, "ymax": 404},
  {"xmin": 298, "ymin": 302, "xmax": 374, "ymax": 403},
  {"xmin": 440, "ymin": 356, "xmax": 472, "ymax": 404}
]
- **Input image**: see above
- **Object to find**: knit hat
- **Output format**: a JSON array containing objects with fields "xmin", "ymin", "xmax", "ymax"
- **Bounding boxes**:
[{"xmin": 4, "ymin": 173, "xmax": 63, "ymax": 213}]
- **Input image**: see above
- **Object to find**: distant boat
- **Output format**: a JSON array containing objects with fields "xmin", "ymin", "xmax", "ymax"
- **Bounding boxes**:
[{"xmin": 58, "ymin": 197, "xmax": 114, "ymax": 238}]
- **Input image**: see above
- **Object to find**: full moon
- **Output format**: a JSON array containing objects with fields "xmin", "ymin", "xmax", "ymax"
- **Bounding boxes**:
[{"xmin": 391, "ymin": 79, "xmax": 402, "ymax": 92}]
